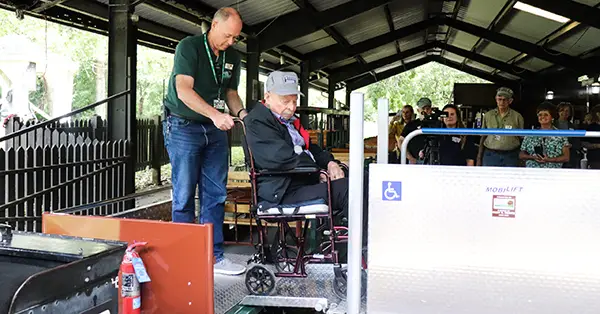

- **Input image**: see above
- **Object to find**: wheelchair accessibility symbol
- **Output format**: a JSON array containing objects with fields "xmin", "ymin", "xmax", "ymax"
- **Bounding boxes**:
[{"xmin": 382, "ymin": 181, "xmax": 401, "ymax": 201}]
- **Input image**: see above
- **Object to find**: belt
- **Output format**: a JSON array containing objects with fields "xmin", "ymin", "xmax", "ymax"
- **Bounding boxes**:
[
  {"xmin": 485, "ymin": 147, "xmax": 519, "ymax": 154},
  {"xmin": 168, "ymin": 112, "xmax": 208, "ymax": 124}
]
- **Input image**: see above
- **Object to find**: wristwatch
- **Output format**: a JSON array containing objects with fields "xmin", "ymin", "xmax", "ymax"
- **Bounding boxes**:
[{"xmin": 236, "ymin": 109, "xmax": 247, "ymax": 118}]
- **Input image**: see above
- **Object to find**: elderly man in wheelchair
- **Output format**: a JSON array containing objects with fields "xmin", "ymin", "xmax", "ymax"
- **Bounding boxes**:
[{"xmin": 240, "ymin": 71, "xmax": 368, "ymax": 297}]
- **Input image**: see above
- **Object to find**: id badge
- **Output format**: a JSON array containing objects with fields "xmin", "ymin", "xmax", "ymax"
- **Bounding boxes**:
[
  {"xmin": 213, "ymin": 99, "xmax": 226, "ymax": 110},
  {"xmin": 451, "ymin": 136, "xmax": 461, "ymax": 143},
  {"xmin": 494, "ymin": 135, "xmax": 502, "ymax": 141},
  {"xmin": 505, "ymin": 125, "xmax": 512, "ymax": 129}
]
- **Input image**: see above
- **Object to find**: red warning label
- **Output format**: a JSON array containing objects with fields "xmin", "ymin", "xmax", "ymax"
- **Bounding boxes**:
[{"xmin": 492, "ymin": 195, "xmax": 516, "ymax": 218}]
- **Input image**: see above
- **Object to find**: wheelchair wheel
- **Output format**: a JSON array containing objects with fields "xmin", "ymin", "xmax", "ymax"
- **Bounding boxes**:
[
  {"xmin": 275, "ymin": 246, "xmax": 298, "ymax": 273},
  {"xmin": 245, "ymin": 265, "xmax": 276, "ymax": 296},
  {"xmin": 332, "ymin": 267, "xmax": 367, "ymax": 300}
]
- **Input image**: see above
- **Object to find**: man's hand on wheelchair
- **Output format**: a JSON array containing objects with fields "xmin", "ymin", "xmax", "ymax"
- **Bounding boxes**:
[{"xmin": 326, "ymin": 161, "xmax": 345, "ymax": 181}]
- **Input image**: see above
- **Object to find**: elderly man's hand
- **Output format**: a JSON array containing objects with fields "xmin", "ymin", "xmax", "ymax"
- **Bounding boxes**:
[{"xmin": 327, "ymin": 161, "xmax": 345, "ymax": 181}]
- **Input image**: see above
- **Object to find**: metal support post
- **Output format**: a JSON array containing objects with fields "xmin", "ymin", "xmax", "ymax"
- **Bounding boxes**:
[
  {"xmin": 328, "ymin": 79, "xmax": 336, "ymax": 109},
  {"xmin": 108, "ymin": 0, "xmax": 137, "ymax": 208},
  {"xmin": 245, "ymin": 36, "xmax": 260, "ymax": 111},
  {"xmin": 300, "ymin": 61, "xmax": 310, "ymax": 129},
  {"xmin": 377, "ymin": 98, "xmax": 389, "ymax": 164},
  {"xmin": 347, "ymin": 92, "xmax": 365, "ymax": 313}
]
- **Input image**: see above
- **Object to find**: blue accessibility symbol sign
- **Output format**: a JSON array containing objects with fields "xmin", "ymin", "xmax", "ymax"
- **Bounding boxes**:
[{"xmin": 382, "ymin": 181, "xmax": 401, "ymax": 201}]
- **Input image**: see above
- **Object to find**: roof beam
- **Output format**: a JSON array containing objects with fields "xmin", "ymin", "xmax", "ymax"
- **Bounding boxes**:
[
  {"xmin": 346, "ymin": 56, "xmax": 434, "ymax": 90},
  {"xmin": 431, "ymin": 56, "xmax": 517, "ymax": 87},
  {"xmin": 517, "ymin": 0, "xmax": 600, "ymax": 30},
  {"xmin": 306, "ymin": 17, "xmax": 438, "ymax": 73},
  {"xmin": 328, "ymin": 42, "xmax": 436, "ymax": 83},
  {"xmin": 435, "ymin": 42, "xmax": 535, "ymax": 80},
  {"xmin": 383, "ymin": 4, "xmax": 402, "ymax": 56},
  {"xmin": 256, "ymin": 0, "xmax": 394, "ymax": 51},
  {"xmin": 461, "ymin": 0, "xmax": 517, "ymax": 66},
  {"xmin": 444, "ymin": 17, "xmax": 594, "ymax": 73},
  {"xmin": 288, "ymin": 0, "xmax": 370, "ymax": 74}
]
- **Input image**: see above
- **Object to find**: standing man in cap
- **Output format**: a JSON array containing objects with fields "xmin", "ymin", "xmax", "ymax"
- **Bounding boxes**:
[
  {"xmin": 398, "ymin": 97, "xmax": 433, "ymax": 164},
  {"xmin": 244, "ymin": 71, "xmax": 370, "ymax": 247},
  {"xmin": 477, "ymin": 87, "xmax": 524, "ymax": 167},
  {"xmin": 162, "ymin": 7, "xmax": 247, "ymax": 275}
]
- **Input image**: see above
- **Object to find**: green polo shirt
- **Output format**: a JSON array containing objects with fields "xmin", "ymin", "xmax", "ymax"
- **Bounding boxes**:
[
  {"xmin": 482, "ymin": 108, "xmax": 524, "ymax": 151},
  {"xmin": 164, "ymin": 34, "xmax": 241, "ymax": 123}
]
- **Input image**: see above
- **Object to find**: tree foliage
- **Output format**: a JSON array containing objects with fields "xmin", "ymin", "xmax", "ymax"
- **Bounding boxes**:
[{"xmin": 362, "ymin": 62, "xmax": 490, "ymax": 121}]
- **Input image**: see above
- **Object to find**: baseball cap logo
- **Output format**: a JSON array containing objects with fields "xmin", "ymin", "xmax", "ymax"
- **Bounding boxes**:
[{"xmin": 283, "ymin": 76, "xmax": 297, "ymax": 84}]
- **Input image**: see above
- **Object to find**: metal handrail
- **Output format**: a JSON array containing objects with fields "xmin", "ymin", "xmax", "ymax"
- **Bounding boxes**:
[
  {"xmin": 53, "ymin": 184, "xmax": 172, "ymax": 215},
  {"xmin": 0, "ymin": 89, "xmax": 130, "ymax": 143},
  {"xmin": 400, "ymin": 128, "xmax": 600, "ymax": 164}
]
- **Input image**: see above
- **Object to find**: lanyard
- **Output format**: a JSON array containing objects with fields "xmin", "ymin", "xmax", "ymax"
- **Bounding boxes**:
[{"xmin": 204, "ymin": 33, "xmax": 226, "ymax": 99}]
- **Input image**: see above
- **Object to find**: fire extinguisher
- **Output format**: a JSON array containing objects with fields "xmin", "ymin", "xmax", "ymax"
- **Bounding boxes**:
[{"xmin": 120, "ymin": 242, "xmax": 149, "ymax": 314}]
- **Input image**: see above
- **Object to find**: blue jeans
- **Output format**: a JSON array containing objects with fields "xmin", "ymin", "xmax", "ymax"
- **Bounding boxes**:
[
  {"xmin": 482, "ymin": 149, "xmax": 519, "ymax": 167},
  {"xmin": 163, "ymin": 116, "xmax": 228, "ymax": 260}
]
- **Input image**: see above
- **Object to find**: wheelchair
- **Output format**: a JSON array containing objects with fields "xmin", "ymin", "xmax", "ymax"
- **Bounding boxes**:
[{"xmin": 234, "ymin": 119, "xmax": 367, "ymax": 300}]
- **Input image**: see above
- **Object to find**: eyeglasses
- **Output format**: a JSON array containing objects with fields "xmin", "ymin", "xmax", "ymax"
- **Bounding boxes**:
[{"xmin": 537, "ymin": 112, "xmax": 551, "ymax": 117}]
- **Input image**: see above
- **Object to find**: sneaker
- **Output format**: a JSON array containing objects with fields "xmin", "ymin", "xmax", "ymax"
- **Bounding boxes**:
[{"xmin": 214, "ymin": 258, "xmax": 246, "ymax": 276}]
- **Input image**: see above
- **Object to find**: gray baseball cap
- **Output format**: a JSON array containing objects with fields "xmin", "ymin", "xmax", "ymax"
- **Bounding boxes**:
[
  {"xmin": 496, "ymin": 87, "xmax": 514, "ymax": 99},
  {"xmin": 266, "ymin": 71, "xmax": 305, "ymax": 96},
  {"xmin": 416, "ymin": 97, "xmax": 432, "ymax": 109}
]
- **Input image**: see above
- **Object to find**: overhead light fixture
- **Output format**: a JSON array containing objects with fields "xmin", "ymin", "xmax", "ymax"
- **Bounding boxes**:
[
  {"xmin": 514, "ymin": 2, "xmax": 569, "ymax": 23},
  {"xmin": 592, "ymin": 82, "xmax": 600, "ymax": 95},
  {"xmin": 546, "ymin": 91, "xmax": 554, "ymax": 100}
]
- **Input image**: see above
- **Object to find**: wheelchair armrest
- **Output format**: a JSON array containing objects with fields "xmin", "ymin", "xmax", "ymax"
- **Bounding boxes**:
[{"xmin": 259, "ymin": 167, "xmax": 320, "ymax": 176}]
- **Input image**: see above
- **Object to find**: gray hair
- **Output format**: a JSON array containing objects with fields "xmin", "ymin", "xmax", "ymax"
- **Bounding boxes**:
[{"xmin": 213, "ymin": 7, "xmax": 242, "ymax": 22}]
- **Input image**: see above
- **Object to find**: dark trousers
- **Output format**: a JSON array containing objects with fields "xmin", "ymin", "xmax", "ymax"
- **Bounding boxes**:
[{"xmin": 280, "ymin": 171, "xmax": 370, "ymax": 245}]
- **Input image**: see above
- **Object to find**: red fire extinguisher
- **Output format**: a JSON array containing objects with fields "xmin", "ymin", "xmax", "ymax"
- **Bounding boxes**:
[{"xmin": 120, "ymin": 242, "xmax": 149, "ymax": 314}]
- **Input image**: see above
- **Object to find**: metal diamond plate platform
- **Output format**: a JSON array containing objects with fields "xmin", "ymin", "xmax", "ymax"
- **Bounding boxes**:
[
  {"xmin": 214, "ymin": 253, "xmax": 367, "ymax": 313},
  {"xmin": 367, "ymin": 164, "xmax": 600, "ymax": 314}
]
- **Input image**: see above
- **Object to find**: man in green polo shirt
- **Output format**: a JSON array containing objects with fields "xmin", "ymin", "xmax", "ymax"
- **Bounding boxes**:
[
  {"xmin": 162, "ymin": 7, "xmax": 247, "ymax": 276},
  {"xmin": 477, "ymin": 87, "xmax": 524, "ymax": 167}
]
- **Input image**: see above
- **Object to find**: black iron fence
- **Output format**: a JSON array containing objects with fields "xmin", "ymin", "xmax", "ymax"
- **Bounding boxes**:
[{"xmin": 0, "ymin": 90, "xmax": 134, "ymax": 232}]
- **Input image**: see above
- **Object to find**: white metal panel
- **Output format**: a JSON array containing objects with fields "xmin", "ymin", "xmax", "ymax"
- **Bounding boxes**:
[
  {"xmin": 500, "ymin": 11, "xmax": 564, "ymax": 44},
  {"xmin": 201, "ymin": 0, "xmax": 299, "ymax": 25},
  {"xmin": 308, "ymin": 0, "xmax": 351, "ymax": 11},
  {"xmin": 479, "ymin": 42, "xmax": 521, "ymax": 62},
  {"xmin": 326, "ymin": 58, "xmax": 358, "ymax": 70},
  {"xmin": 334, "ymin": 7, "xmax": 389, "ymax": 45},
  {"xmin": 399, "ymin": 32, "xmax": 426, "ymax": 51},
  {"xmin": 285, "ymin": 30, "xmax": 336, "ymax": 54},
  {"xmin": 549, "ymin": 27, "xmax": 600, "ymax": 56},
  {"xmin": 459, "ymin": 0, "xmax": 508, "ymax": 28},
  {"xmin": 367, "ymin": 164, "xmax": 600, "ymax": 314},
  {"xmin": 518, "ymin": 57, "xmax": 553, "ymax": 72}
]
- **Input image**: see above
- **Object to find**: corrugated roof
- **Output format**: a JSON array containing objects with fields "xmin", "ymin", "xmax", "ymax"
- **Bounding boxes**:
[
  {"xmin": 499, "ymin": 11, "xmax": 564, "ymax": 44},
  {"xmin": 443, "ymin": 51, "xmax": 467, "ymax": 64},
  {"xmin": 136, "ymin": 3, "xmax": 204, "ymax": 36},
  {"xmin": 448, "ymin": 30, "xmax": 479, "ymax": 50},
  {"xmin": 374, "ymin": 59, "xmax": 405, "ymax": 73},
  {"xmin": 361, "ymin": 42, "xmax": 397, "ymax": 63},
  {"xmin": 326, "ymin": 58, "xmax": 358, "ymax": 70},
  {"xmin": 308, "ymin": 0, "xmax": 352, "ymax": 11},
  {"xmin": 334, "ymin": 7, "xmax": 389, "ymax": 45},
  {"xmin": 285, "ymin": 30, "xmax": 336, "ymax": 54},
  {"xmin": 549, "ymin": 27, "xmax": 600, "ymax": 56},
  {"xmin": 518, "ymin": 57, "xmax": 553, "ymax": 72},
  {"xmin": 466, "ymin": 60, "xmax": 496, "ymax": 73},
  {"xmin": 573, "ymin": 0, "xmax": 600, "ymax": 6},
  {"xmin": 398, "ymin": 32, "xmax": 425, "ymax": 51},
  {"xmin": 388, "ymin": 0, "xmax": 426, "ymax": 29},
  {"xmin": 479, "ymin": 42, "xmax": 521, "ymax": 62},
  {"xmin": 497, "ymin": 71, "xmax": 522, "ymax": 80},
  {"xmin": 404, "ymin": 52, "xmax": 427, "ymax": 64},
  {"xmin": 458, "ymin": 0, "xmax": 507, "ymax": 28},
  {"xmin": 200, "ymin": 0, "xmax": 299, "ymax": 25}
]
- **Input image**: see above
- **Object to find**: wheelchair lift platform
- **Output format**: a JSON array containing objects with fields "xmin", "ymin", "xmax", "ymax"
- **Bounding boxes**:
[{"xmin": 215, "ymin": 252, "xmax": 366, "ymax": 314}]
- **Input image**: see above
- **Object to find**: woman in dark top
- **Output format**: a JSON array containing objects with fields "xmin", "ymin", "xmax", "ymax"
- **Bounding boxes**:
[
  {"xmin": 582, "ymin": 105, "xmax": 600, "ymax": 169},
  {"xmin": 438, "ymin": 104, "xmax": 477, "ymax": 166}
]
